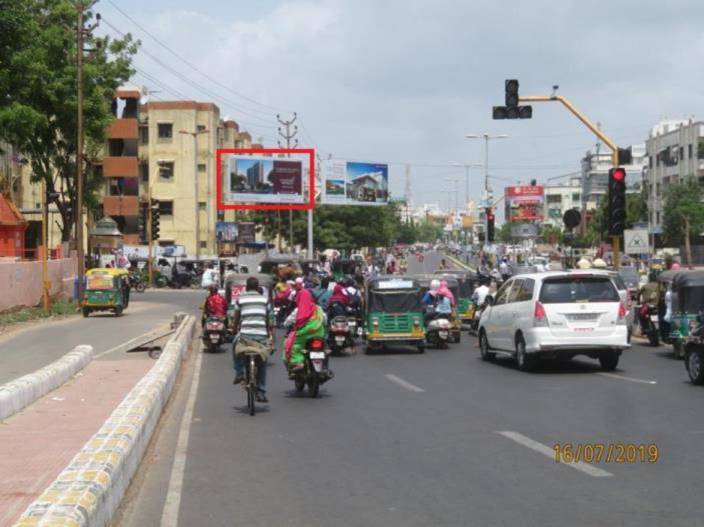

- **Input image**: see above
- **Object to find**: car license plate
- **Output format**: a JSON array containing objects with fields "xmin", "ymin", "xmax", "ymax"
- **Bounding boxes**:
[
  {"xmin": 439, "ymin": 331, "xmax": 448, "ymax": 338},
  {"xmin": 569, "ymin": 313, "xmax": 597, "ymax": 321},
  {"xmin": 309, "ymin": 351, "xmax": 326, "ymax": 359},
  {"xmin": 335, "ymin": 336, "xmax": 345, "ymax": 344}
]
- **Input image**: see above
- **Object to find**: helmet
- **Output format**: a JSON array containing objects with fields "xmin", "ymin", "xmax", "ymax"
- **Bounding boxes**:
[
  {"xmin": 430, "ymin": 279, "xmax": 440, "ymax": 291},
  {"xmin": 671, "ymin": 262, "xmax": 681, "ymax": 270},
  {"xmin": 577, "ymin": 258, "xmax": 592, "ymax": 269},
  {"xmin": 592, "ymin": 258, "xmax": 607, "ymax": 269},
  {"xmin": 344, "ymin": 275, "xmax": 356, "ymax": 287}
]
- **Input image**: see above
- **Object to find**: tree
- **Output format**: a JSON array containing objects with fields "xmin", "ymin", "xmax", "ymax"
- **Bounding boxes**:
[
  {"xmin": 0, "ymin": 0, "xmax": 138, "ymax": 241},
  {"xmin": 497, "ymin": 222, "xmax": 513, "ymax": 243},
  {"xmin": 662, "ymin": 179, "xmax": 704, "ymax": 265},
  {"xmin": 540, "ymin": 224, "xmax": 562, "ymax": 245}
]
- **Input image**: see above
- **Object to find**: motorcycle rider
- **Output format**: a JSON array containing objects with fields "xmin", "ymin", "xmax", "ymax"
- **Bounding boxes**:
[
  {"xmin": 472, "ymin": 277, "xmax": 491, "ymax": 309},
  {"xmin": 312, "ymin": 277, "xmax": 332, "ymax": 311},
  {"xmin": 201, "ymin": 262, "xmax": 219, "ymax": 289},
  {"xmin": 284, "ymin": 280, "xmax": 326, "ymax": 372},
  {"xmin": 422, "ymin": 279, "xmax": 452, "ymax": 323},
  {"xmin": 328, "ymin": 278, "xmax": 350, "ymax": 319},
  {"xmin": 202, "ymin": 284, "xmax": 227, "ymax": 327},
  {"xmin": 499, "ymin": 257, "xmax": 511, "ymax": 282},
  {"xmin": 232, "ymin": 277, "xmax": 271, "ymax": 403}
]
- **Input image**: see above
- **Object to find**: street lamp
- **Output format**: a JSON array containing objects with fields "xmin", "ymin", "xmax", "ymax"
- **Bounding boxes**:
[
  {"xmin": 466, "ymin": 133, "xmax": 508, "ymax": 247},
  {"xmin": 450, "ymin": 162, "xmax": 483, "ymax": 212},
  {"xmin": 179, "ymin": 128, "xmax": 210, "ymax": 259}
]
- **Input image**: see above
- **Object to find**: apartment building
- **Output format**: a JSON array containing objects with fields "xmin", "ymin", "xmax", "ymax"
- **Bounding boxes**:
[
  {"xmin": 543, "ymin": 176, "xmax": 582, "ymax": 228},
  {"xmin": 644, "ymin": 119, "xmax": 704, "ymax": 234},
  {"xmin": 580, "ymin": 143, "xmax": 646, "ymax": 212}
]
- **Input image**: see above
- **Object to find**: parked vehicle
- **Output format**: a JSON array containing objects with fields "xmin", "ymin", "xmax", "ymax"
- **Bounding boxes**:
[
  {"xmin": 82, "ymin": 268, "xmax": 130, "ymax": 317},
  {"xmin": 364, "ymin": 276, "xmax": 426, "ymax": 353},
  {"xmin": 478, "ymin": 271, "xmax": 629, "ymax": 371}
]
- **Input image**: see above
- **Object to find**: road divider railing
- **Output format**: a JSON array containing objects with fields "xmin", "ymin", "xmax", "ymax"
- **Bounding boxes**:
[
  {"xmin": 14, "ymin": 313, "xmax": 196, "ymax": 527},
  {"xmin": 0, "ymin": 345, "xmax": 94, "ymax": 421}
]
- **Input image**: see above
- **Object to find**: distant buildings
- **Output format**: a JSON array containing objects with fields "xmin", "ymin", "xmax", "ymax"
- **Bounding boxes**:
[{"xmin": 543, "ymin": 177, "xmax": 582, "ymax": 228}]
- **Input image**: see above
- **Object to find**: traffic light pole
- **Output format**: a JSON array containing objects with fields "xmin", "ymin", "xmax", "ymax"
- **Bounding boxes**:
[{"xmin": 518, "ymin": 94, "xmax": 621, "ymax": 269}]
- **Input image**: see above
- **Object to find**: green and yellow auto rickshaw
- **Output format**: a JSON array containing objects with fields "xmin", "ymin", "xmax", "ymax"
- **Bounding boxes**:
[
  {"xmin": 659, "ymin": 270, "xmax": 704, "ymax": 358},
  {"xmin": 82, "ymin": 268, "xmax": 130, "ymax": 317},
  {"xmin": 434, "ymin": 269, "xmax": 478, "ymax": 326},
  {"xmin": 364, "ymin": 276, "xmax": 425, "ymax": 353},
  {"xmin": 415, "ymin": 274, "xmax": 462, "ymax": 343}
]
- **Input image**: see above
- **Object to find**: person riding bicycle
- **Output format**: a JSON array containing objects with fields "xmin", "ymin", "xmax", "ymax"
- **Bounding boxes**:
[{"xmin": 232, "ymin": 277, "xmax": 271, "ymax": 403}]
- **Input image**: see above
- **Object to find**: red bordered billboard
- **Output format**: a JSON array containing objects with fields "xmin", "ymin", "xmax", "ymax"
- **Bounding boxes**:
[{"xmin": 216, "ymin": 148, "xmax": 315, "ymax": 211}]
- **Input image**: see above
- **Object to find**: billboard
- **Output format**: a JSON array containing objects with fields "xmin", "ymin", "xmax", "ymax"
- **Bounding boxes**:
[
  {"xmin": 215, "ymin": 221, "xmax": 256, "ymax": 244},
  {"xmin": 322, "ymin": 159, "xmax": 389, "ymax": 205},
  {"xmin": 505, "ymin": 185, "xmax": 544, "ymax": 222},
  {"xmin": 222, "ymin": 154, "xmax": 304, "ymax": 205}
]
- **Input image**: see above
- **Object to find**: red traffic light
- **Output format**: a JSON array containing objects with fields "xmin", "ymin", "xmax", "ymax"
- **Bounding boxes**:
[{"xmin": 611, "ymin": 168, "xmax": 626, "ymax": 182}]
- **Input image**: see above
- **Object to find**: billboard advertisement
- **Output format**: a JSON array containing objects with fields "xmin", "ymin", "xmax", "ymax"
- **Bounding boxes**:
[
  {"xmin": 223, "ymin": 155, "xmax": 304, "ymax": 204},
  {"xmin": 322, "ymin": 159, "xmax": 389, "ymax": 206},
  {"xmin": 215, "ymin": 221, "xmax": 256, "ymax": 244},
  {"xmin": 505, "ymin": 185, "xmax": 544, "ymax": 222}
]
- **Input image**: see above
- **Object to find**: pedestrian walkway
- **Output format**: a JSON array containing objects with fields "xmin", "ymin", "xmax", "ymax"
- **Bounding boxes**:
[{"xmin": 0, "ymin": 357, "xmax": 153, "ymax": 525}]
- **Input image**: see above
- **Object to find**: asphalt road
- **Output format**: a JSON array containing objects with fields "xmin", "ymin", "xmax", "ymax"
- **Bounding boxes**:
[
  {"xmin": 113, "ymin": 252, "xmax": 704, "ymax": 527},
  {"xmin": 0, "ymin": 289, "xmax": 203, "ymax": 383}
]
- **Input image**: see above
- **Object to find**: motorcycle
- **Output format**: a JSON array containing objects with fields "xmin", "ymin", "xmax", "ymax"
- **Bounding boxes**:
[
  {"xmin": 202, "ymin": 316, "xmax": 226, "ymax": 353},
  {"xmin": 328, "ymin": 315, "xmax": 355, "ymax": 355},
  {"xmin": 425, "ymin": 308, "xmax": 451, "ymax": 349},
  {"xmin": 290, "ymin": 336, "xmax": 334, "ymax": 397},
  {"xmin": 128, "ymin": 272, "xmax": 146, "ymax": 293},
  {"xmin": 638, "ymin": 303, "xmax": 660, "ymax": 346}
]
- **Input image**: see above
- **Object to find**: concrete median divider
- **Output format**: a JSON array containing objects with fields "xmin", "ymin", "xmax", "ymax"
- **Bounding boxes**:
[
  {"xmin": 14, "ymin": 314, "xmax": 196, "ymax": 527},
  {"xmin": 0, "ymin": 345, "xmax": 94, "ymax": 421}
]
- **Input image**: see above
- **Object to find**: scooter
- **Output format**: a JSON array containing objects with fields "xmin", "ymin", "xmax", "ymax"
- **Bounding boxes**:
[
  {"xmin": 638, "ymin": 303, "xmax": 660, "ymax": 346},
  {"xmin": 425, "ymin": 308, "xmax": 451, "ymax": 349},
  {"xmin": 202, "ymin": 316, "xmax": 226, "ymax": 353},
  {"xmin": 328, "ymin": 316, "xmax": 355, "ymax": 356}
]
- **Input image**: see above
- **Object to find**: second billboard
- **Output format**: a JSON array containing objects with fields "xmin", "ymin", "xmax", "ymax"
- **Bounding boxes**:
[{"xmin": 322, "ymin": 159, "xmax": 389, "ymax": 205}]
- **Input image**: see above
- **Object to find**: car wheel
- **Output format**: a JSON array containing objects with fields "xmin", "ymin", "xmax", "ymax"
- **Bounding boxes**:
[
  {"xmin": 599, "ymin": 351, "xmax": 619, "ymax": 371},
  {"xmin": 479, "ymin": 331, "xmax": 495, "ymax": 361},
  {"xmin": 515, "ymin": 336, "xmax": 534, "ymax": 371},
  {"xmin": 687, "ymin": 349, "xmax": 704, "ymax": 385}
]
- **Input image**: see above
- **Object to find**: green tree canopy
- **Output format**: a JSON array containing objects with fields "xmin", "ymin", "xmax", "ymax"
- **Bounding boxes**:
[{"xmin": 662, "ymin": 179, "xmax": 704, "ymax": 265}]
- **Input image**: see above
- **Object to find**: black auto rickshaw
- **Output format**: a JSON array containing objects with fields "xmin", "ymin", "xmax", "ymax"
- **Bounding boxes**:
[
  {"xmin": 82, "ymin": 268, "xmax": 130, "ymax": 317},
  {"xmin": 414, "ymin": 273, "xmax": 462, "ymax": 343},
  {"xmin": 364, "ymin": 275, "xmax": 425, "ymax": 353},
  {"xmin": 434, "ymin": 269, "xmax": 478, "ymax": 325},
  {"xmin": 658, "ymin": 270, "xmax": 704, "ymax": 358}
]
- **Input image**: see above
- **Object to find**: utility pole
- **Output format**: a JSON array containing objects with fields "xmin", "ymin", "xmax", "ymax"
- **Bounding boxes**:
[
  {"xmin": 74, "ymin": 0, "xmax": 100, "ymax": 298},
  {"xmin": 179, "ymin": 128, "xmax": 209, "ymax": 259},
  {"xmin": 278, "ymin": 113, "xmax": 298, "ymax": 252},
  {"xmin": 451, "ymin": 162, "xmax": 482, "ymax": 212}
]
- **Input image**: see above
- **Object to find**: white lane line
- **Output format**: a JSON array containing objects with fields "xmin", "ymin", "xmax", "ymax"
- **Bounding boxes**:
[
  {"xmin": 160, "ymin": 346, "xmax": 204, "ymax": 526},
  {"xmin": 496, "ymin": 431, "xmax": 614, "ymax": 478},
  {"xmin": 384, "ymin": 374, "xmax": 425, "ymax": 393},
  {"xmin": 596, "ymin": 372, "xmax": 657, "ymax": 385}
]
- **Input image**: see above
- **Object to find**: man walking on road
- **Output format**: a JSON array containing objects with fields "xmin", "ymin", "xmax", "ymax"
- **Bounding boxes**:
[{"xmin": 233, "ymin": 277, "xmax": 272, "ymax": 402}]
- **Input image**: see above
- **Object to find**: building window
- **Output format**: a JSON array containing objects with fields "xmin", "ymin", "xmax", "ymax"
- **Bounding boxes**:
[
  {"xmin": 689, "ymin": 144, "xmax": 693, "ymax": 159},
  {"xmin": 656, "ymin": 211, "xmax": 660, "ymax": 224},
  {"xmin": 197, "ymin": 124, "xmax": 206, "ymax": 133},
  {"xmin": 198, "ymin": 201, "xmax": 207, "ymax": 210},
  {"xmin": 649, "ymin": 156, "xmax": 653, "ymax": 168},
  {"xmin": 158, "ymin": 123, "xmax": 173, "ymax": 139},
  {"xmin": 139, "ymin": 162, "xmax": 149, "ymax": 183},
  {"xmin": 107, "ymin": 177, "xmax": 138, "ymax": 196},
  {"xmin": 546, "ymin": 195, "xmax": 561, "ymax": 204},
  {"xmin": 158, "ymin": 200, "xmax": 174, "ymax": 216},
  {"xmin": 572, "ymin": 193, "xmax": 580, "ymax": 202},
  {"xmin": 139, "ymin": 125, "xmax": 149, "ymax": 144},
  {"xmin": 199, "ymin": 241, "xmax": 208, "ymax": 249},
  {"xmin": 198, "ymin": 163, "xmax": 206, "ymax": 172},
  {"xmin": 679, "ymin": 146, "xmax": 684, "ymax": 161},
  {"xmin": 158, "ymin": 161, "xmax": 174, "ymax": 180}
]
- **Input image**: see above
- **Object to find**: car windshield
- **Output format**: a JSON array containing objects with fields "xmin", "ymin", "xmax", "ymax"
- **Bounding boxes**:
[{"xmin": 539, "ymin": 276, "xmax": 620, "ymax": 303}]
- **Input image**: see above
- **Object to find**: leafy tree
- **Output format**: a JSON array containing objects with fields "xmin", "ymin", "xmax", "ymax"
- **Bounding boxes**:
[
  {"xmin": 0, "ymin": 0, "xmax": 138, "ymax": 241},
  {"xmin": 540, "ymin": 224, "xmax": 562, "ymax": 245},
  {"xmin": 662, "ymin": 179, "xmax": 704, "ymax": 265},
  {"xmin": 496, "ymin": 222, "xmax": 513, "ymax": 243}
]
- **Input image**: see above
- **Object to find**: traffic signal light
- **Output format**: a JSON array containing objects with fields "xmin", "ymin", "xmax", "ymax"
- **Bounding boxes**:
[
  {"xmin": 138, "ymin": 202, "xmax": 148, "ymax": 244},
  {"xmin": 493, "ymin": 79, "xmax": 532, "ymax": 120},
  {"xmin": 150, "ymin": 199, "xmax": 160, "ymax": 241},
  {"xmin": 607, "ymin": 168, "xmax": 626, "ymax": 236},
  {"xmin": 486, "ymin": 207, "xmax": 495, "ymax": 242}
]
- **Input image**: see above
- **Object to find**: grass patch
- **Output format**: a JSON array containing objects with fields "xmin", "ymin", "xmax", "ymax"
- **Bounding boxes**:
[{"xmin": 0, "ymin": 298, "xmax": 80, "ymax": 327}]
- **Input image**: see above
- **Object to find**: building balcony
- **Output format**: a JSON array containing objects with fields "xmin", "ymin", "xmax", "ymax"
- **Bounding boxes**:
[
  {"xmin": 103, "ymin": 196, "xmax": 139, "ymax": 216},
  {"xmin": 103, "ymin": 157, "xmax": 138, "ymax": 178},
  {"xmin": 106, "ymin": 118, "xmax": 138, "ymax": 139}
]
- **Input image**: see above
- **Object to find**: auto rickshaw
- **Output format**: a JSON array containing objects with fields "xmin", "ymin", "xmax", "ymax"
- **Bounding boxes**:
[
  {"xmin": 659, "ymin": 270, "xmax": 704, "ymax": 358},
  {"xmin": 257, "ymin": 255, "xmax": 301, "ymax": 279},
  {"xmin": 415, "ymin": 274, "xmax": 462, "ymax": 343},
  {"xmin": 82, "ymin": 268, "xmax": 130, "ymax": 317},
  {"xmin": 434, "ymin": 270, "xmax": 478, "ymax": 325},
  {"xmin": 364, "ymin": 276, "xmax": 425, "ymax": 353},
  {"xmin": 223, "ymin": 273, "xmax": 275, "ymax": 335}
]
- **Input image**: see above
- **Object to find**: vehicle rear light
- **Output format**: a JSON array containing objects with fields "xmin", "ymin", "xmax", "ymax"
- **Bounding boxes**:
[
  {"xmin": 617, "ymin": 302, "xmax": 627, "ymax": 325},
  {"xmin": 372, "ymin": 317, "xmax": 379, "ymax": 328},
  {"xmin": 626, "ymin": 288, "xmax": 633, "ymax": 310},
  {"xmin": 533, "ymin": 301, "xmax": 548, "ymax": 327},
  {"xmin": 310, "ymin": 339, "xmax": 325, "ymax": 350},
  {"xmin": 413, "ymin": 316, "xmax": 420, "ymax": 326}
]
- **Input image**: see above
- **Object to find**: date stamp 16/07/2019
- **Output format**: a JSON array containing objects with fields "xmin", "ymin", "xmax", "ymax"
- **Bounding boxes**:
[{"xmin": 553, "ymin": 443, "xmax": 659, "ymax": 464}]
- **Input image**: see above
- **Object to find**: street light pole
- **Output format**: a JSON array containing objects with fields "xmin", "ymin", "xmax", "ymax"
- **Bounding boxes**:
[
  {"xmin": 450, "ymin": 162, "xmax": 482, "ymax": 211},
  {"xmin": 465, "ymin": 134, "xmax": 508, "ymax": 247},
  {"xmin": 180, "ymin": 128, "xmax": 209, "ymax": 259}
]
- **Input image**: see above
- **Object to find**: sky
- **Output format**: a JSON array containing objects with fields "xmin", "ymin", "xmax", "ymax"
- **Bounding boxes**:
[{"xmin": 97, "ymin": 0, "xmax": 704, "ymax": 218}]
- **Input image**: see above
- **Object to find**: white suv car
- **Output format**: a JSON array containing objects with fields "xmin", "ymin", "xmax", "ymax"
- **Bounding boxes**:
[{"xmin": 478, "ymin": 271, "xmax": 630, "ymax": 371}]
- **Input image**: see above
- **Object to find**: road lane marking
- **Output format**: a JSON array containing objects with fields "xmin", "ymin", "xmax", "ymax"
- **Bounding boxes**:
[
  {"xmin": 496, "ymin": 431, "xmax": 614, "ymax": 478},
  {"xmin": 160, "ymin": 345, "xmax": 204, "ymax": 526},
  {"xmin": 384, "ymin": 374, "xmax": 425, "ymax": 393},
  {"xmin": 596, "ymin": 372, "xmax": 657, "ymax": 385}
]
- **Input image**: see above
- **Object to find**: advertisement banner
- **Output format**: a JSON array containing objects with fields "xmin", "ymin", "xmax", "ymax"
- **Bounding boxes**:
[
  {"xmin": 216, "ymin": 222, "xmax": 238, "ymax": 243},
  {"xmin": 506, "ymin": 185, "xmax": 544, "ymax": 222},
  {"xmin": 237, "ymin": 222, "xmax": 256, "ymax": 243},
  {"xmin": 223, "ymin": 155, "xmax": 304, "ymax": 204},
  {"xmin": 322, "ymin": 159, "xmax": 389, "ymax": 206}
]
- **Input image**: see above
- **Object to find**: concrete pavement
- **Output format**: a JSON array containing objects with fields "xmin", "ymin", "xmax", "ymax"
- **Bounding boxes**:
[{"xmin": 113, "ymin": 253, "xmax": 704, "ymax": 527}]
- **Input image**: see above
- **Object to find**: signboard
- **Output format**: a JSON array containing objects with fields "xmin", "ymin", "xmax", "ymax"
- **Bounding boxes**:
[
  {"xmin": 223, "ymin": 155, "xmax": 304, "ymax": 204},
  {"xmin": 378, "ymin": 279, "xmax": 415, "ymax": 289},
  {"xmin": 322, "ymin": 159, "xmax": 389, "ymax": 206},
  {"xmin": 506, "ymin": 185, "xmax": 544, "ymax": 221},
  {"xmin": 510, "ymin": 223, "xmax": 539, "ymax": 238},
  {"xmin": 624, "ymin": 229, "xmax": 649, "ymax": 254},
  {"xmin": 237, "ymin": 222, "xmax": 256, "ymax": 243},
  {"xmin": 216, "ymin": 222, "xmax": 238, "ymax": 243}
]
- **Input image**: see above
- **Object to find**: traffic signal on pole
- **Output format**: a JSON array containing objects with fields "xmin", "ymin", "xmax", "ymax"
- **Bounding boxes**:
[
  {"xmin": 138, "ymin": 202, "xmax": 148, "ymax": 244},
  {"xmin": 486, "ymin": 207, "xmax": 495, "ymax": 242},
  {"xmin": 607, "ymin": 168, "xmax": 627, "ymax": 236},
  {"xmin": 493, "ymin": 79, "xmax": 533, "ymax": 120},
  {"xmin": 150, "ymin": 199, "xmax": 160, "ymax": 241}
]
